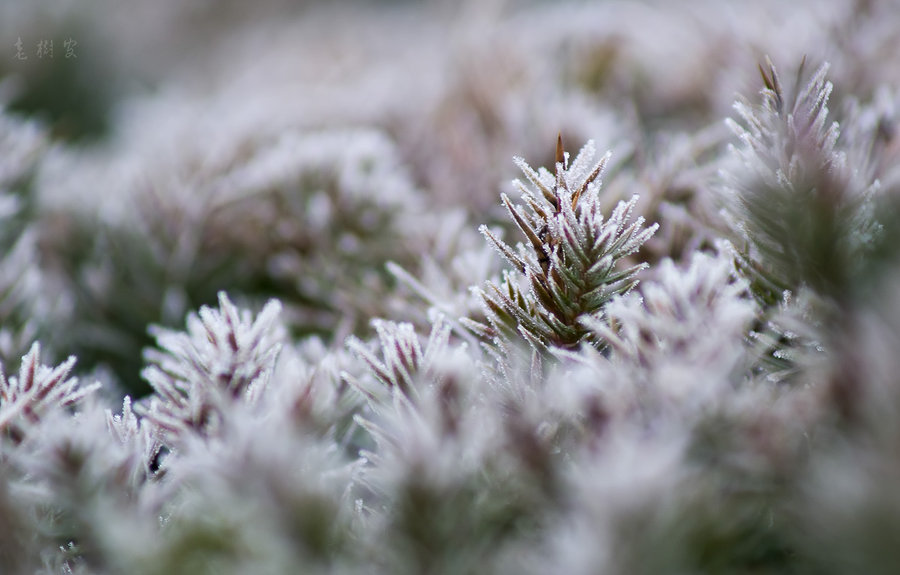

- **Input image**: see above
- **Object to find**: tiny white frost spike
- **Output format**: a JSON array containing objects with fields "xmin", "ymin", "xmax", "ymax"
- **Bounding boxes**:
[
  {"xmin": 137, "ymin": 292, "xmax": 283, "ymax": 442},
  {"xmin": 472, "ymin": 135, "xmax": 657, "ymax": 349},
  {"xmin": 0, "ymin": 342, "xmax": 99, "ymax": 437},
  {"xmin": 107, "ymin": 396, "xmax": 163, "ymax": 478},
  {"xmin": 106, "ymin": 396, "xmax": 140, "ymax": 444}
]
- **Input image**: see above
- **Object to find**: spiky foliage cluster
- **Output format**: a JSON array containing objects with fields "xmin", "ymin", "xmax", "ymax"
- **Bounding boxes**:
[
  {"xmin": 137, "ymin": 293, "xmax": 283, "ymax": 443},
  {"xmin": 723, "ymin": 58, "xmax": 882, "ymax": 305},
  {"xmin": 592, "ymin": 252, "xmax": 756, "ymax": 388},
  {"xmin": 721, "ymin": 59, "xmax": 894, "ymax": 387},
  {"xmin": 5, "ymin": 0, "xmax": 900, "ymax": 572},
  {"xmin": 0, "ymin": 343, "xmax": 97, "ymax": 442},
  {"xmin": 471, "ymin": 137, "xmax": 658, "ymax": 349}
]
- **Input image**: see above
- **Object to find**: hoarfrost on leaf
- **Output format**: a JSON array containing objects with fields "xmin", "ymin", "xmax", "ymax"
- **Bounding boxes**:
[
  {"xmin": 137, "ymin": 292, "xmax": 283, "ymax": 443},
  {"xmin": 0, "ymin": 343, "xmax": 99, "ymax": 439}
]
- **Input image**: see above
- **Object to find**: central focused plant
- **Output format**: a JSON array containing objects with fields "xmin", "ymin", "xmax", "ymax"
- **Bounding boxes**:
[{"xmin": 467, "ymin": 136, "xmax": 657, "ymax": 350}]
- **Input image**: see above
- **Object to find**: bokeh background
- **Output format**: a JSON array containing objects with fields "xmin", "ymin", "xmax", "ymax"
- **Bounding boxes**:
[{"xmin": 2, "ymin": 0, "xmax": 898, "ymax": 397}]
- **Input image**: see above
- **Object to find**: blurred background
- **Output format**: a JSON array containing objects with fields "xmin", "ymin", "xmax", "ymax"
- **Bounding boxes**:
[{"xmin": 1, "ymin": 0, "xmax": 897, "ymax": 396}]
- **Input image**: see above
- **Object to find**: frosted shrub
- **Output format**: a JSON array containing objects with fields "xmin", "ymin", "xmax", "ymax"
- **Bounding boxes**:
[{"xmin": 2, "ymin": 1, "xmax": 900, "ymax": 571}]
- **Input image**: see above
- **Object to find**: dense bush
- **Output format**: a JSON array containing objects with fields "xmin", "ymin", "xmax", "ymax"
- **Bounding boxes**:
[{"xmin": 2, "ymin": 1, "xmax": 900, "ymax": 573}]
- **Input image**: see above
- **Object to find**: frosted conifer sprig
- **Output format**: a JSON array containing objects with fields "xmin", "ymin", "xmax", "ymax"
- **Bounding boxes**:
[
  {"xmin": 724, "ymin": 58, "xmax": 881, "ymax": 303},
  {"xmin": 471, "ymin": 136, "xmax": 657, "ymax": 349},
  {"xmin": 137, "ymin": 292, "xmax": 283, "ymax": 441},
  {"xmin": 0, "ymin": 343, "xmax": 99, "ymax": 441},
  {"xmin": 346, "ymin": 315, "xmax": 452, "ymax": 399}
]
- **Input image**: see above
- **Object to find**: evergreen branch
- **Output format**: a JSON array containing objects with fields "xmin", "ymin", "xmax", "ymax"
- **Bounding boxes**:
[
  {"xmin": 470, "ymin": 137, "xmax": 657, "ymax": 349},
  {"xmin": 723, "ymin": 58, "xmax": 882, "ymax": 303}
]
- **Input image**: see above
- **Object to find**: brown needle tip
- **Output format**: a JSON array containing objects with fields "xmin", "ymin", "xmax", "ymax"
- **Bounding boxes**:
[{"xmin": 556, "ymin": 132, "xmax": 564, "ymax": 166}]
